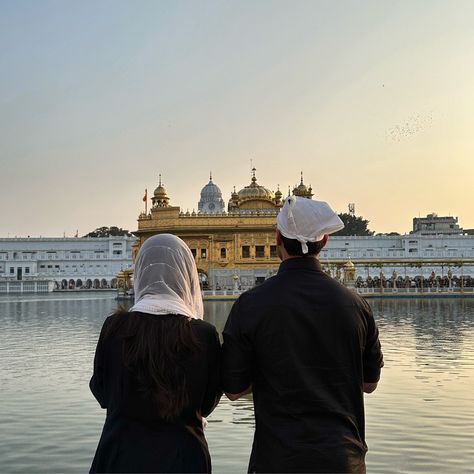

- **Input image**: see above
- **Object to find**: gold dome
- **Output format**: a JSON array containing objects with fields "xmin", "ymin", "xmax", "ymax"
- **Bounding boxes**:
[
  {"xmin": 295, "ymin": 183, "xmax": 308, "ymax": 193},
  {"xmin": 154, "ymin": 185, "xmax": 167, "ymax": 197},
  {"xmin": 152, "ymin": 174, "xmax": 170, "ymax": 208},
  {"xmin": 153, "ymin": 174, "xmax": 168, "ymax": 197},
  {"xmin": 237, "ymin": 168, "xmax": 275, "ymax": 201},
  {"xmin": 344, "ymin": 260, "xmax": 355, "ymax": 269}
]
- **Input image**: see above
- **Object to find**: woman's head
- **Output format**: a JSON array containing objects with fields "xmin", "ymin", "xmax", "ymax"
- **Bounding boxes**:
[
  {"xmin": 112, "ymin": 233, "xmax": 204, "ymax": 420},
  {"xmin": 132, "ymin": 234, "xmax": 203, "ymax": 319}
]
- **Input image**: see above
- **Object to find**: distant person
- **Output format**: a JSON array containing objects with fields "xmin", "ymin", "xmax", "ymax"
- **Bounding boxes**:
[
  {"xmin": 222, "ymin": 196, "xmax": 384, "ymax": 473},
  {"xmin": 90, "ymin": 234, "xmax": 221, "ymax": 473}
]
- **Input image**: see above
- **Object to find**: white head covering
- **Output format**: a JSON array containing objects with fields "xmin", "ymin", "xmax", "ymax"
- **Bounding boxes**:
[
  {"xmin": 276, "ymin": 195, "xmax": 344, "ymax": 254},
  {"xmin": 130, "ymin": 233, "xmax": 204, "ymax": 319}
]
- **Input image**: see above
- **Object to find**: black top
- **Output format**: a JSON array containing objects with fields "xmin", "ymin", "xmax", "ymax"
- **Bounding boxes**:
[
  {"xmin": 222, "ymin": 258, "xmax": 383, "ymax": 473},
  {"xmin": 90, "ymin": 312, "xmax": 221, "ymax": 473}
]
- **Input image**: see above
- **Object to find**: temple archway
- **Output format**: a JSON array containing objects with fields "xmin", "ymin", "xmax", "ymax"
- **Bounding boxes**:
[{"xmin": 197, "ymin": 269, "xmax": 209, "ymax": 289}]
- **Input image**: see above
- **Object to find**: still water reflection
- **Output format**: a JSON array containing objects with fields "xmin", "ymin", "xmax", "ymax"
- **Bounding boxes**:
[{"xmin": 0, "ymin": 294, "xmax": 473, "ymax": 473}]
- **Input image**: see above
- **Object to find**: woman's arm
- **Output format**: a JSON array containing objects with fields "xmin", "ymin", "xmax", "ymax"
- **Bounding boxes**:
[
  {"xmin": 89, "ymin": 319, "xmax": 109, "ymax": 409},
  {"xmin": 201, "ymin": 328, "xmax": 222, "ymax": 417}
]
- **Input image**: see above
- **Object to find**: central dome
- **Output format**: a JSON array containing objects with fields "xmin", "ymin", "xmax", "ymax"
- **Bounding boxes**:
[
  {"xmin": 228, "ymin": 168, "xmax": 282, "ymax": 213},
  {"xmin": 237, "ymin": 169, "xmax": 274, "ymax": 201}
]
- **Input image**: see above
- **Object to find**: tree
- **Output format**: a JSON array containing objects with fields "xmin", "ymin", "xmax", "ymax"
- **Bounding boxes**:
[
  {"xmin": 334, "ymin": 213, "xmax": 374, "ymax": 236},
  {"xmin": 82, "ymin": 226, "xmax": 133, "ymax": 238}
]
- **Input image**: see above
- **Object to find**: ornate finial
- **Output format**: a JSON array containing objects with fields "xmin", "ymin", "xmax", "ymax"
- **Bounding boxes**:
[
  {"xmin": 300, "ymin": 171, "xmax": 304, "ymax": 185},
  {"xmin": 233, "ymin": 185, "xmax": 236, "ymax": 192},
  {"xmin": 251, "ymin": 167, "xmax": 257, "ymax": 183},
  {"xmin": 288, "ymin": 185, "xmax": 291, "ymax": 196},
  {"xmin": 159, "ymin": 174, "xmax": 162, "ymax": 186},
  {"xmin": 209, "ymin": 171, "xmax": 212, "ymax": 182},
  {"xmin": 275, "ymin": 184, "xmax": 282, "ymax": 200}
]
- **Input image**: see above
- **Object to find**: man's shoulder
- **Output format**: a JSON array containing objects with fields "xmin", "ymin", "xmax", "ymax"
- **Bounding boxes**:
[
  {"xmin": 322, "ymin": 278, "xmax": 372, "ymax": 312},
  {"xmin": 239, "ymin": 270, "xmax": 369, "ymax": 312},
  {"xmin": 237, "ymin": 273, "xmax": 284, "ymax": 305}
]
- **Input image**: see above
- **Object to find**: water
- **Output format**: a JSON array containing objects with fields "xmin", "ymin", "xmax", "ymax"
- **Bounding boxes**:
[{"xmin": 1, "ymin": 294, "xmax": 474, "ymax": 473}]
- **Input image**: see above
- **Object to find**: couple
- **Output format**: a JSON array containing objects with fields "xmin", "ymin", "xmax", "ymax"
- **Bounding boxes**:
[{"xmin": 90, "ymin": 196, "xmax": 384, "ymax": 473}]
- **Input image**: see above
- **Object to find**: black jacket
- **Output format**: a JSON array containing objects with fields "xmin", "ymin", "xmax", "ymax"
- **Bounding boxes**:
[
  {"xmin": 90, "ymin": 312, "xmax": 221, "ymax": 473},
  {"xmin": 222, "ymin": 257, "xmax": 384, "ymax": 473}
]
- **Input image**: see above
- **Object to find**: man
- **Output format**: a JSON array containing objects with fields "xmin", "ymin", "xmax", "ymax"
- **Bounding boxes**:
[{"xmin": 221, "ymin": 196, "xmax": 383, "ymax": 473}]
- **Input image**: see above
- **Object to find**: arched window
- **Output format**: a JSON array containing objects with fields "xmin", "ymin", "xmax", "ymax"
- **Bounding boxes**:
[{"xmin": 220, "ymin": 248, "xmax": 226, "ymax": 259}]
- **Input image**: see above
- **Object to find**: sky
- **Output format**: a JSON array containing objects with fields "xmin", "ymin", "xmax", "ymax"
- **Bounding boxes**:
[{"xmin": 1, "ymin": 0, "xmax": 473, "ymax": 237}]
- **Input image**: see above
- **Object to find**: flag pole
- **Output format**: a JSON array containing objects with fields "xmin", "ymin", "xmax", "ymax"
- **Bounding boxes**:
[{"xmin": 144, "ymin": 188, "xmax": 148, "ymax": 214}]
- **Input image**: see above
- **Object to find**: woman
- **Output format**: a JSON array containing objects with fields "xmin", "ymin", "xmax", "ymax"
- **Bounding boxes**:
[{"xmin": 90, "ymin": 234, "xmax": 221, "ymax": 473}]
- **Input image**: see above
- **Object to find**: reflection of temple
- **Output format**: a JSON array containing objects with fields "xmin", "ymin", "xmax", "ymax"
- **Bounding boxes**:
[
  {"xmin": 134, "ymin": 169, "xmax": 312, "ymax": 290},
  {"xmin": 134, "ymin": 171, "xmax": 474, "ymax": 292}
]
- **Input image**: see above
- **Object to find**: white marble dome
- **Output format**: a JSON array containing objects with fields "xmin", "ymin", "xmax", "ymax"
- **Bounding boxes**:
[{"xmin": 198, "ymin": 174, "xmax": 225, "ymax": 214}]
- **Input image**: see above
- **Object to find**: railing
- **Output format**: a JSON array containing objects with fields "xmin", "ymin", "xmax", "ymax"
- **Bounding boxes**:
[
  {"xmin": 202, "ymin": 289, "xmax": 242, "ymax": 298},
  {"xmin": 201, "ymin": 286, "xmax": 474, "ymax": 299},
  {"xmin": 0, "ymin": 280, "xmax": 54, "ymax": 294},
  {"xmin": 354, "ymin": 287, "xmax": 474, "ymax": 295}
]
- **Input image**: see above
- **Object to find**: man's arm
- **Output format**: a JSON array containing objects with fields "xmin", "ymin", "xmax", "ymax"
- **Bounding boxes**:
[
  {"xmin": 221, "ymin": 298, "xmax": 255, "ymax": 398},
  {"xmin": 363, "ymin": 382, "xmax": 378, "ymax": 394},
  {"xmin": 361, "ymin": 298, "xmax": 384, "ymax": 391}
]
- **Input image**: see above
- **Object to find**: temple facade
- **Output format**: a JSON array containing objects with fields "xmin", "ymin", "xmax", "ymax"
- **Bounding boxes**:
[
  {"xmin": 134, "ymin": 169, "xmax": 308, "ymax": 290},
  {"xmin": 134, "ymin": 171, "xmax": 474, "ymax": 291}
]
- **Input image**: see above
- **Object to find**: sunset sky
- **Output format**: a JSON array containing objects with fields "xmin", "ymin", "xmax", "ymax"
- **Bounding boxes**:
[{"xmin": 1, "ymin": 0, "xmax": 473, "ymax": 236}]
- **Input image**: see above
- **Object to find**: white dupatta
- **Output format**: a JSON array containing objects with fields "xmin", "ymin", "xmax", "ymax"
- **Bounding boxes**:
[{"xmin": 130, "ymin": 234, "xmax": 203, "ymax": 319}]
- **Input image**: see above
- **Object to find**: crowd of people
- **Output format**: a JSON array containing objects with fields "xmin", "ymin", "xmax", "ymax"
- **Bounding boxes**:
[{"xmin": 354, "ymin": 274, "xmax": 474, "ymax": 289}]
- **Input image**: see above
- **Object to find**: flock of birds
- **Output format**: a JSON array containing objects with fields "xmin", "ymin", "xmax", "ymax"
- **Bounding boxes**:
[{"xmin": 386, "ymin": 112, "xmax": 434, "ymax": 142}]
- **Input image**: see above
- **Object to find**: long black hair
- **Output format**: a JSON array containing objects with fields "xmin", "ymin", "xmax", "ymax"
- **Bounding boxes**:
[{"xmin": 105, "ymin": 309, "xmax": 200, "ymax": 421}]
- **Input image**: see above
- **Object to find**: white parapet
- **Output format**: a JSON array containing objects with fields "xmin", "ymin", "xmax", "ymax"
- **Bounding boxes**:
[{"xmin": 0, "ymin": 280, "xmax": 55, "ymax": 294}]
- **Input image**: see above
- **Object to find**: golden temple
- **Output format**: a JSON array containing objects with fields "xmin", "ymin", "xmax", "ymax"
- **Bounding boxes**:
[{"xmin": 133, "ymin": 169, "xmax": 312, "ymax": 290}]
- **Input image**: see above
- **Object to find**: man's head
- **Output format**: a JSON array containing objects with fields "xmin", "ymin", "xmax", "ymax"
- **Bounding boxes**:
[{"xmin": 276, "ymin": 196, "xmax": 344, "ymax": 260}]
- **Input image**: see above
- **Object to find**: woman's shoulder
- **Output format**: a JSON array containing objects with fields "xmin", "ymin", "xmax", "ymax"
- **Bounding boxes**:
[
  {"xmin": 191, "ymin": 318, "xmax": 217, "ymax": 331},
  {"xmin": 190, "ymin": 319, "xmax": 220, "ymax": 340},
  {"xmin": 100, "ymin": 310, "xmax": 138, "ymax": 338}
]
